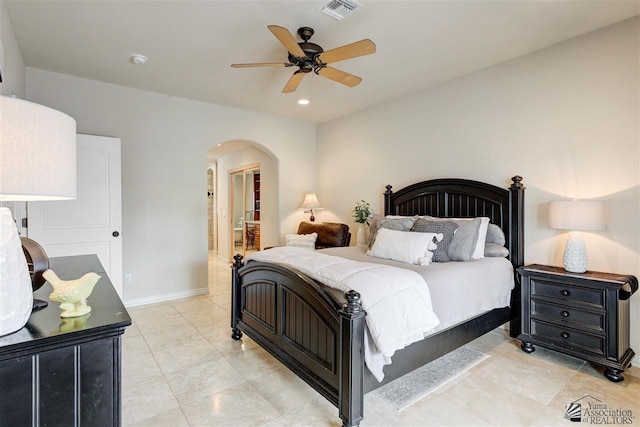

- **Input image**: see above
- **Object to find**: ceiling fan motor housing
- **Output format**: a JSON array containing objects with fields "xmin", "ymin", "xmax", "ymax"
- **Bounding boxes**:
[{"xmin": 288, "ymin": 41, "xmax": 324, "ymax": 72}]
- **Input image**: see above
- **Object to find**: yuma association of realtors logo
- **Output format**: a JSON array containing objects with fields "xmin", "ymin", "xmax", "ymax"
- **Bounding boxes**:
[{"xmin": 565, "ymin": 395, "xmax": 635, "ymax": 424}]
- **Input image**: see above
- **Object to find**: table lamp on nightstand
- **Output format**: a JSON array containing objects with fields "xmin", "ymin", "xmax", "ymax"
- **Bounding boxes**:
[
  {"xmin": 548, "ymin": 200, "xmax": 604, "ymax": 273},
  {"xmin": 0, "ymin": 95, "xmax": 76, "ymax": 336}
]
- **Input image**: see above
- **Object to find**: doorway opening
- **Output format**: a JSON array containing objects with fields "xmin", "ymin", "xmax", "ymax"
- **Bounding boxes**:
[
  {"xmin": 207, "ymin": 167, "xmax": 216, "ymax": 252},
  {"xmin": 206, "ymin": 139, "xmax": 279, "ymax": 267},
  {"xmin": 230, "ymin": 165, "xmax": 260, "ymax": 259}
]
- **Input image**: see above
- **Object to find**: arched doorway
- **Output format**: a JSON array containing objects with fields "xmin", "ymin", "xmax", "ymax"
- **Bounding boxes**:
[{"xmin": 206, "ymin": 140, "xmax": 279, "ymax": 264}]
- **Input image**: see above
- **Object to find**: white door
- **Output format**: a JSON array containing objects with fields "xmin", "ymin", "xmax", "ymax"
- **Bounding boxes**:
[{"xmin": 28, "ymin": 135, "xmax": 123, "ymax": 296}]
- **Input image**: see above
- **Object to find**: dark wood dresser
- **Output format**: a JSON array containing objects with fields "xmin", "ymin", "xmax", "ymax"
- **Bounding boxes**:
[
  {"xmin": 518, "ymin": 264, "xmax": 637, "ymax": 382},
  {"xmin": 0, "ymin": 255, "xmax": 131, "ymax": 425}
]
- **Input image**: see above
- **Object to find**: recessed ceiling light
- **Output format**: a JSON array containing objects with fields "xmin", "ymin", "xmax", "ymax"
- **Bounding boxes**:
[
  {"xmin": 131, "ymin": 54, "xmax": 147, "ymax": 65},
  {"xmin": 298, "ymin": 99, "xmax": 310, "ymax": 105}
]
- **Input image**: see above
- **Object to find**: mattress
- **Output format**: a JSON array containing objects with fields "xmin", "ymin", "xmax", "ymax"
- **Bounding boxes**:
[{"xmin": 320, "ymin": 246, "xmax": 515, "ymax": 335}]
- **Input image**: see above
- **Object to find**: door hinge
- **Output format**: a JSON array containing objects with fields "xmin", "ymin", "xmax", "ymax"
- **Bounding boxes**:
[{"xmin": 22, "ymin": 218, "xmax": 28, "ymax": 228}]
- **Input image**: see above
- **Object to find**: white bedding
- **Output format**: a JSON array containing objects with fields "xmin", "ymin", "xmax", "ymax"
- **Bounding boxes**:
[
  {"xmin": 247, "ymin": 246, "xmax": 440, "ymax": 381},
  {"xmin": 246, "ymin": 245, "xmax": 515, "ymax": 382},
  {"xmin": 322, "ymin": 246, "xmax": 515, "ymax": 336}
]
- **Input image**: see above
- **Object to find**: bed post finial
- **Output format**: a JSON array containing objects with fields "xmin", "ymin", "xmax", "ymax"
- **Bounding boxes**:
[
  {"xmin": 510, "ymin": 175, "xmax": 524, "ymax": 189},
  {"xmin": 343, "ymin": 290, "xmax": 363, "ymax": 314},
  {"xmin": 233, "ymin": 254, "xmax": 244, "ymax": 268},
  {"xmin": 383, "ymin": 185, "xmax": 393, "ymax": 216}
]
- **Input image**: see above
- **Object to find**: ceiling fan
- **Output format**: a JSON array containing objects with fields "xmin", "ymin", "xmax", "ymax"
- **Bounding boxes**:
[{"xmin": 231, "ymin": 25, "xmax": 376, "ymax": 93}]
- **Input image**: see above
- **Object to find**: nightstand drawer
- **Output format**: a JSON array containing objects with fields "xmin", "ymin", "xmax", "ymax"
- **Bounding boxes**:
[
  {"xmin": 531, "ymin": 319, "xmax": 605, "ymax": 355},
  {"xmin": 531, "ymin": 279, "xmax": 604, "ymax": 308},
  {"xmin": 531, "ymin": 300, "xmax": 604, "ymax": 333}
]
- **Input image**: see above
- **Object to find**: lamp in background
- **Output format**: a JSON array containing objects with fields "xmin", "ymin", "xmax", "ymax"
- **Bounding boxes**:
[
  {"xmin": 299, "ymin": 193, "xmax": 323, "ymax": 222},
  {"xmin": 548, "ymin": 200, "xmax": 604, "ymax": 273},
  {"xmin": 0, "ymin": 95, "xmax": 76, "ymax": 336}
]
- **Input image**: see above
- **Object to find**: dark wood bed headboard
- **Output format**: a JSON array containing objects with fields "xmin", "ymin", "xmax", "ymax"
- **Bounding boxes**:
[{"xmin": 383, "ymin": 176, "xmax": 525, "ymax": 270}]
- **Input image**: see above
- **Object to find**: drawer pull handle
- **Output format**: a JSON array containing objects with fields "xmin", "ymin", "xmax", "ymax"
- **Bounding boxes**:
[
  {"xmin": 561, "ymin": 290, "xmax": 570, "ymax": 296},
  {"xmin": 561, "ymin": 311, "xmax": 570, "ymax": 317},
  {"xmin": 561, "ymin": 332, "xmax": 570, "ymax": 339}
]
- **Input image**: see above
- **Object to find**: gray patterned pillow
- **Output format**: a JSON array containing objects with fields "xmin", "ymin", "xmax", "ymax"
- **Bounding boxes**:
[
  {"xmin": 486, "ymin": 224, "xmax": 506, "ymax": 246},
  {"xmin": 412, "ymin": 218, "xmax": 458, "ymax": 262},
  {"xmin": 369, "ymin": 215, "xmax": 417, "ymax": 248},
  {"xmin": 419, "ymin": 216, "xmax": 483, "ymax": 261}
]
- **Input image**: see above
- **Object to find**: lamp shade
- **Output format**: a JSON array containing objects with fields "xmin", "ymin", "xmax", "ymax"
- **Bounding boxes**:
[
  {"xmin": 0, "ymin": 96, "xmax": 77, "ymax": 201},
  {"xmin": 299, "ymin": 193, "xmax": 323, "ymax": 210},
  {"xmin": 548, "ymin": 200, "xmax": 604, "ymax": 231},
  {"xmin": 0, "ymin": 96, "xmax": 76, "ymax": 337}
]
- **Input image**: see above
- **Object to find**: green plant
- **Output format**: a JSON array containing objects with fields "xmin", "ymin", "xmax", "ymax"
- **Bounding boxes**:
[{"xmin": 352, "ymin": 200, "xmax": 371, "ymax": 224}]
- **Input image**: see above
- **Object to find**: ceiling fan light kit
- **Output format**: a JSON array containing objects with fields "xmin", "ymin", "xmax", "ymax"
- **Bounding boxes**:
[{"xmin": 231, "ymin": 25, "xmax": 375, "ymax": 93}]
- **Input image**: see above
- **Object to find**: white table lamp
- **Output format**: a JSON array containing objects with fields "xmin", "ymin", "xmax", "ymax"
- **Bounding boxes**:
[
  {"xmin": 0, "ymin": 96, "xmax": 76, "ymax": 336},
  {"xmin": 548, "ymin": 200, "xmax": 604, "ymax": 273},
  {"xmin": 299, "ymin": 193, "xmax": 323, "ymax": 222}
]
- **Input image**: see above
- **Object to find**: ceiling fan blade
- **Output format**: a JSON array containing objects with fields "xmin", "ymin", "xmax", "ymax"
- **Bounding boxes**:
[
  {"xmin": 231, "ymin": 62, "xmax": 292, "ymax": 68},
  {"xmin": 318, "ymin": 39, "xmax": 376, "ymax": 64},
  {"xmin": 317, "ymin": 66, "xmax": 362, "ymax": 87},
  {"xmin": 268, "ymin": 25, "xmax": 306, "ymax": 58},
  {"xmin": 282, "ymin": 71, "xmax": 306, "ymax": 93}
]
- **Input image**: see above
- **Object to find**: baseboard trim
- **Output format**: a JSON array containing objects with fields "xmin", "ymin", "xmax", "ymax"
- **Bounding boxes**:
[{"xmin": 124, "ymin": 287, "xmax": 209, "ymax": 308}]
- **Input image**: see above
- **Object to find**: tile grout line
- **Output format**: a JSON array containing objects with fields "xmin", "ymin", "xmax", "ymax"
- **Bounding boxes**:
[
  {"xmin": 132, "ymin": 305, "xmax": 199, "ymax": 426},
  {"xmin": 527, "ymin": 359, "xmax": 585, "ymax": 426}
]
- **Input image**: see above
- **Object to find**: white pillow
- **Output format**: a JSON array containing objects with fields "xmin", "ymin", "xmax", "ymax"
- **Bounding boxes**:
[
  {"xmin": 367, "ymin": 228, "xmax": 442, "ymax": 265},
  {"xmin": 285, "ymin": 232, "xmax": 317, "ymax": 250}
]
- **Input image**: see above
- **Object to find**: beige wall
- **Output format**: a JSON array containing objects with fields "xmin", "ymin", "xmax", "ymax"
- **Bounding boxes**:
[
  {"xmin": 26, "ymin": 68, "xmax": 315, "ymax": 304},
  {"xmin": 0, "ymin": 0, "xmax": 25, "ymax": 97},
  {"xmin": 317, "ymin": 18, "xmax": 639, "ymax": 351}
]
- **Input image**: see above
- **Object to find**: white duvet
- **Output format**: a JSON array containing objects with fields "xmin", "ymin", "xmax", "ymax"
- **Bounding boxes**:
[{"xmin": 247, "ymin": 246, "xmax": 440, "ymax": 381}]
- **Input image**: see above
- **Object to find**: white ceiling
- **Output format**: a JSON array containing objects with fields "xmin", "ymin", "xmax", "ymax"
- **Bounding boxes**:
[{"xmin": 5, "ymin": 1, "xmax": 639, "ymax": 124}]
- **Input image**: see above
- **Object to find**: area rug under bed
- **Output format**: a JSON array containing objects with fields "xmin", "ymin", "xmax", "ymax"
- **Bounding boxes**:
[{"xmin": 371, "ymin": 346, "xmax": 489, "ymax": 410}]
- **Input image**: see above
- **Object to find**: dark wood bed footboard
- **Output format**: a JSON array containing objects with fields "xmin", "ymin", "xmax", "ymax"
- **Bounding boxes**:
[
  {"xmin": 230, "ymin": 255, "xmax": 366, "ymax": 427},
  {"xmin": 230, "ymin": 176, "xmax": 525, "ymax": 427}
]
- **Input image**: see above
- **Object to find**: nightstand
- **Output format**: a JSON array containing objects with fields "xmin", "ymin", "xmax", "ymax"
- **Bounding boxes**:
[{"xmin": 517, "ymin": 264, "xmax": 638, "ymax": 382}]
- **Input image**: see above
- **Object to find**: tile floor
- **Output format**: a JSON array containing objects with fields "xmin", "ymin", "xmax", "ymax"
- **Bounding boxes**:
[{"xmin": 122, "ymin": 253, "xmax": 639, "ymax": 426}]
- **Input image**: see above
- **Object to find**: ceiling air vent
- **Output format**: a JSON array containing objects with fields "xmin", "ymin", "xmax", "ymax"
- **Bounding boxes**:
[{"xmin": 318, "ymin": 0, "xmax": 362, "ymax": 21}]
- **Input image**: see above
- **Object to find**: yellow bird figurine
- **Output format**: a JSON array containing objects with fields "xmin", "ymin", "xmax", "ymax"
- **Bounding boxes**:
[{"xmin": 43, "ymin": 269, "xmax": 101, "ymax": 318}]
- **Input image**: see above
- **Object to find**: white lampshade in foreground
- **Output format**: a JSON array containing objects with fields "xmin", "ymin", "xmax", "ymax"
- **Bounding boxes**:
[
  {"xmin": 1, "ymin": 96, "xmax": 77, "ymax": 200},
  {"xmin": 299, "ymin": 193, "xmax": 323, "ymax": 222},
  {"xmin": 548, "ymin": 200, "xmax": 604, "ymax": 273},
  {"xmin": 0, "ymin": 96, "xmax": 76, "ymax": 337}
]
